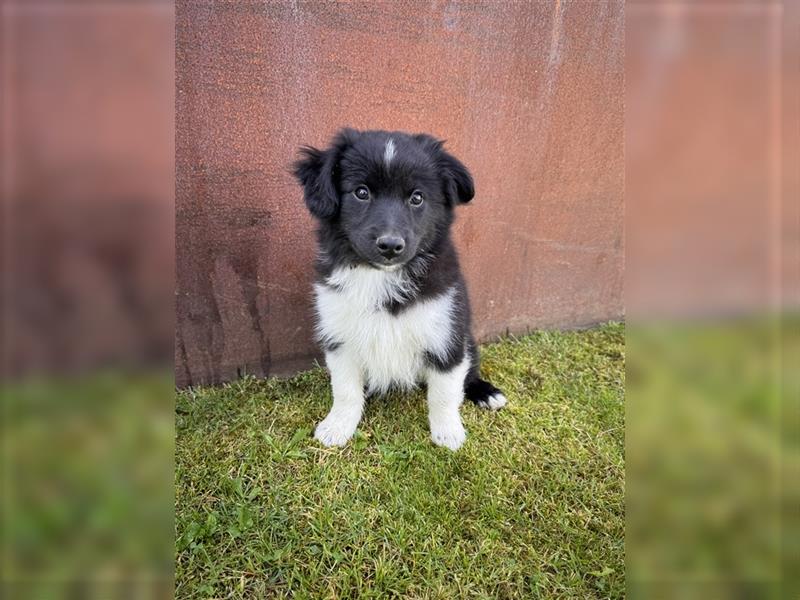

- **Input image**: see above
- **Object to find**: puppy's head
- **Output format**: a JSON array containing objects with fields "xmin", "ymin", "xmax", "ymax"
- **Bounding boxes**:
[{"xmin": 293, "ymin": 128, "xmax": 473, "ymax": 269}]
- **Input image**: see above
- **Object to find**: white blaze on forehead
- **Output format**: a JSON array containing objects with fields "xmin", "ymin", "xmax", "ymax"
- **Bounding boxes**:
[{"xmin": 384, "ymin": 138, "xmax": 396, "ymax": 167}]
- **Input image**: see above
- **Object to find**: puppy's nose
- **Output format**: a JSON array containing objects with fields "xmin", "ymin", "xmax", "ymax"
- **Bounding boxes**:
[{"xmin": 376, "ymin": 235, "xmax": 406, "ymax": 258}]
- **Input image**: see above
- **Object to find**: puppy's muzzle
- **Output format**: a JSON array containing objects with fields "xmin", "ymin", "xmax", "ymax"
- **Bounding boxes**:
[{"xmin": 376, "ymin": 235, "xmax": 406, "ymax": 259}]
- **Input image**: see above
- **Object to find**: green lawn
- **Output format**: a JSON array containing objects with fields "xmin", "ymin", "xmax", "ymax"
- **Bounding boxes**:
[{"xmin": 175, "ymin": 323, "xmax": 625, "ymax": 599}]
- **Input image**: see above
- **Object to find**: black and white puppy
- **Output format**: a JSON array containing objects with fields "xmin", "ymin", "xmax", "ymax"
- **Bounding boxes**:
[{"xmin": 293, "ymin": 128, "xmax": 506, "ymax": 451}]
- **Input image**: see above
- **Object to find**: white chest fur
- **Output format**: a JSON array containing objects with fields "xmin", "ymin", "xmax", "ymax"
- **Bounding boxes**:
[{"xmin": 314, "ymin": 266, "xmax": 456, "ymax": 394}]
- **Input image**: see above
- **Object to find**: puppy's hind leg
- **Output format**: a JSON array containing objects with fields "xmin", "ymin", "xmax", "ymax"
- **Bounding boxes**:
[
  {"xmin": 464, "ymin": 338, "xmax": 507, "ymax": 410},
  {"xmin": 315, "ymin": 348, "xmax": 365, "ymax": 447},
  {"xmin": 465, "ymin": 378, "xmax": 508, "ymax": 410},
  {"xmin": 426, "ymin": 356, "xmax": 471, "ymax": 451}
]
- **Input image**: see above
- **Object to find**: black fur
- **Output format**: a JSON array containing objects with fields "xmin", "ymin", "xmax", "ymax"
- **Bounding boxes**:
[{"xmin": 293, "ymin": 128, "xmax": 504, "ymax": 407}]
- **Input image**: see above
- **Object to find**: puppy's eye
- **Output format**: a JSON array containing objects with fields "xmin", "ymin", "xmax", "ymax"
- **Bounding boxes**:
[
  {"xmin": 353, "ymin": 186, "xmax": 370, "ymax": 201},
  {"xmin": 409, "ymin": 191, "xmax": 424, "ymax": 206}
]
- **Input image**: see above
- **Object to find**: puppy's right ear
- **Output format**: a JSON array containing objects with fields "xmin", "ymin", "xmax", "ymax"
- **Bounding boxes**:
[{"xmin": 293, "ymin": 128, "xmax": 358, "ymax": 219}]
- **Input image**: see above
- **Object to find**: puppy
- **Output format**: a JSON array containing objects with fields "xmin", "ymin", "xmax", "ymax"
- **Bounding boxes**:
[{"xmin": 293, "ymin": 128, "xmax": 506, "ymax": 451}]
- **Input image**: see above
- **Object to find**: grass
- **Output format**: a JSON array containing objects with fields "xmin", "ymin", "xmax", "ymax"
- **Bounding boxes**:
[
  {"xmin": 3, "ymin": 372, "xmax": 174, "ymax": 597},
  {"xmin": 626, "ymin": 316, "xmax": 795, "ymax": 598},
  {"xmin": 175, "ymin": 322, "xmax": 625, "ymax": 599}
]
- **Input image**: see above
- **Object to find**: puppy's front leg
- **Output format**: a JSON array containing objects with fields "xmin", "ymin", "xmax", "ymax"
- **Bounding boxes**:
[
  {"xmin": 315, "ymin": 349, "xmax": 365, "ymax": 447},
  {"xmin": 426, "ymin": 358, "xmax": 470, "ymax": 451}
]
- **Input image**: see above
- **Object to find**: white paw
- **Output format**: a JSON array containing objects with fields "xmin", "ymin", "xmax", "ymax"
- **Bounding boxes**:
[
  {"xmin": 477, "ymin": 393, "xmax": 507, "ymax": 411},
  {"xmin": 487, "ymin": 393, "xmax": 507, "ymax": 410},
  {"xmin": 314, "ymin": 412, "xmax": 359, "ymax": 447},
  {"xmin": 430, "ymin": 416, "xmax": 467, "ymax": 451}
]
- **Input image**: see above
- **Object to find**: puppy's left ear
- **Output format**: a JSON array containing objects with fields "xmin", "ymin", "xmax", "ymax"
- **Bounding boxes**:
[
  {"xmin": 414, "ymin": 134, "xmax": 474, "ymax": 206},
  {"xmin": 439, "ymin": 150, "xmax": 475, "ymax": 205}
]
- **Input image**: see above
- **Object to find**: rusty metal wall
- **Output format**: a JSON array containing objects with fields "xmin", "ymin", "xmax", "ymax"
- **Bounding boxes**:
[
  {"xmin": 4, "ymin": 3, "xmax": 175, "ymax": 377},
  {"xmin": 626, "ymin": 2, "xmax": 796, "ymax": 320},
  {"xmin": 175, "ymin": 1, "xmax": 625, "ymax": 388}
]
